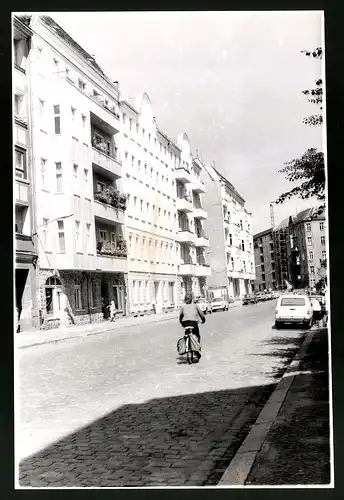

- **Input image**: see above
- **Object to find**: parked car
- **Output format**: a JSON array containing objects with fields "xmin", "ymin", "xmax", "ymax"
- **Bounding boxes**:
[
  {"xmin": 271, "ymin": 291, "xmax": 279, "ymax": 299},
  {"xmin": 274, "ymin": 294, "xmax": 313, "ymax": 329},
  {"xmin": 210, "ymin": 297, "xmax": 229, "ymax": 312},
  {"xmin": 194, "ymin": 297, "xmax": 212, "ymax": 314},
  {"xmin": 265, "ymin": 292, "xmax": 273, "ymax": 300},
  {"xmin": 255, "ymin": 293, "xmax": 265, "ymax": 302},
  {"xmin": 242, "ymin": 293, "xmax": 257, "ymax": 305}
]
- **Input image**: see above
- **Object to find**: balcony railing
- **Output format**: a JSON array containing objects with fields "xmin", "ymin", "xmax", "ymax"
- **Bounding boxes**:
[
  {"xmin": 91, "ymin": 136, "xmax": 120, "ymax": 161},
  {"xmin": 88, "ymin": 93, "xmax": 120, "ymax": 119},
  {"xmin": 93, "ymin": 187, "xmax": 127, "ymax": 211},
  {"xmin": 96, "ymin": 240, "xmax": 127, "ymax": 258},
  {"xmin": 14, "ymin": 115, "xmax": 28, "ymax": 128}
]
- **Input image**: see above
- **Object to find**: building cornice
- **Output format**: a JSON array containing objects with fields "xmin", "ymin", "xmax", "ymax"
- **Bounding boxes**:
[
  {"xmin": 120, "ymin": 100, "xmax": 139, "ymax": 114},
  {"xmin": 13, "ymin": 16, "xmax": 33, "ymax": 38}
]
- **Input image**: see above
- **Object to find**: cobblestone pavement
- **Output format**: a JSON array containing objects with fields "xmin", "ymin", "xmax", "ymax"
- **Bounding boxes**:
[{"xmin": 17, "ymin": 301, "xmax": 307, "ymax": 487}]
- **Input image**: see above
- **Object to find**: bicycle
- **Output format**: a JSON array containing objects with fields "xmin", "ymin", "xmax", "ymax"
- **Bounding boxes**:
[{"xmin": 184, "ymin": 325, "xmax": 201, "ymax": 364}]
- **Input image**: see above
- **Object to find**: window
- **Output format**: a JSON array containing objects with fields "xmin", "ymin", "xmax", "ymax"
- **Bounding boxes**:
[
  {"xmin": 55, "ymin": 162, "xmax": 62, "ymax": 192},
  {"xmin": 320, "ymin": 222, "xmax": 325, "ymax": 231},
  {"xmin": 281, "ymin": 297, "xmax": 305, "ymax": 306},
  {"xmin": 53, "ymin": 58, "xmax": 59, "ymax": 70},
  {"xmin": 125, "ymin": 151, "xmax": 128, "ymax": 160},
  {"xmin": 91, "ymin": 281, "xmax": 97, "ymax": 308},
  {"xmin": 86, "ymin": 223, "xmax": 91, "ymax": 253},
  {"xmin": 96, "ymin": 180, "xmax": 105, "ymax": 193},
  {"xmin": 150, "ymin": 168, "xmax": 153, "ymax": 178},
  {"xmin": 53, "ymin": 104, "xmax": 61, "ymax": 134},
  {"xmin": 84, "ymin": 168, "xmax": 89, "ymax": 182},
  {"xmin": 71, "ymin": 106, "xmax": 76, "ymax": 119},
  {"xmin": 309, "ymin": 251, "xmax": 314, "ymax": 261},
  {"xmin": 146, "ymin": 202, "xmax": 149, "ymax": 212},
  {"xmin": 75, "ymin": 220, "xmax": 81, "ymax": 252},
  {"xmin": 74, "ymin": 279, "xmax": 82, "ymax": 309},
  {"xmin": 15, "ymin": 146, "xmax": 27, "ymax": 179},
  {"xmin": 158, "ymin": 208, "xmax": 161, "ymax": 216},
  {"xmin": 241, "ymin": 240, "xmax": 245, "ymax": 251},
  {"xmin": 57, "ymin": 220, "xmax": 65, "ymax": 253},
  {"xmin": 240, "ymin": 220, "xmax": 243, "ymax": 230},
  {"xmin": 129, "ymin": 118, "xmax": 133, "ymax": 131},
  {"xmin": 307, "ymin": 237, "xmax": 312, "ymax": 246},
  {"xmin": 310, "ymin": 266, "xmax": 315, "ymax": 274},
  {"xmin": 306, "ymin": 223, "xmax": 311, "ymax": 231},
  {"xmin": 78, "ymin": 79, "xmax": 86, "ymax": 92},
  {"xmin": 39, "ymin": 98, "xmax": 45, "ymax": 116},
  {"xmin": 131, "ymin": 155, "xmax": 135, "ymax": 166},
  {"xmin": 229, "ymin": 234, "xmax": 233, "ymax": 246},
  {"xmin": 140, "ymin": 199, "xmax": 143, "ymax": 214},
  {"xmin": 15, "ymin": 205, "xmax": 28, "ymax": 234},
  {"xmin": 230, "ymin": 257, "xmax": 234, "ymax": 269},
  {"xmin": 14, "ymin": 94, "xmax": 23, "ymax": 115},
  {"xmin": 81, "ymin": 114, "xmax": 86, "ymax": 127},
  {"xmin": 41, "ymin": 158, "xmax": 47, "ymax": 188},
  {"xmin": 322, "ymin": 250, "xmax": 326, "ymax": 259},
  {"xmin": 42, "ymin": 218, "xmax": 49, "ymax": 248},
  {"xmin": 73, "ymin": 163, "xmax": 78, "ymax": 178},
  {"xmin": 134, "ymin": 196, "xmax": 137, "ymax": 207},
  {"xmin": 100, "ymin": 230, "xmax": 107, "ymax": 241},
  {"xmin": 321, "ymin": 236, "xmax": 326, "ymax": 245}
]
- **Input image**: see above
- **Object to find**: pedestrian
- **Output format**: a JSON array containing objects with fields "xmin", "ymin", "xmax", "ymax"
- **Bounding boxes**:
[
  {"xmin": 108, "ymin": 300, "xmax": 117, "ymax": 322},
  {"xmin": 179, "ymin": 293, "xmax": 205, "ymax": 360}
]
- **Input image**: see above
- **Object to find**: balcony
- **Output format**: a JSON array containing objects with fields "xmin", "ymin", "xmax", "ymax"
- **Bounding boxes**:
[
  {"xmin": 177, "ymin": 230, "xmax": 196, "ymax": 245},
  {"xmin": 96, "ymin": 239, "xmax": 127, "ymax": 258},
  {"xmin": 88, "ymin": 93, "xmax": 121, "ymax": 120},
  {"xmin": 176, "ymin": 196, "xmax": 193, "ymax": 212},
  {"xmin": 179, "ymin": 263, "xmax": 197, "ymax": 276},
  {"xmin": 189, "ymin": 179, "xmax": 206, "ymax": 194},
  {"xmin": 95, "ymin": 254, "xmax": 128, "ymax": 273},
  {"xmin": 14, "ymin": 115, "xmax": 28, "ymax": 129},
  {"xmin": 92, "ymin": 143, "xmax": 122, "ymax": 178},
  {"xmin": 195, "ymin": 264, "xmax": 211, "ymax": 277},
  {"xmin": 93, "ymin": 200, "xmax": 125, "ymax": 224},
  {"xmin": 195, "ymin": 234, "xmax": 209, "ymax": 247},
  {"xmin": 193, "ymin": 207, "xmax": 207, "ymax": 220},
  {"xmin": 174, "ymin": 167, "xmax": 192, "ymax": 184}
]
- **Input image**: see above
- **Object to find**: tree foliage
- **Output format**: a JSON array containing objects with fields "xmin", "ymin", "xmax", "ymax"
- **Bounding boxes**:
[
  {"xmin": 275, "ymin": 148, "xmax": 325, "ymax": 204},
  {"xmin": 275, "ymin": 47, "xmax": 325, "ymax": 204}
]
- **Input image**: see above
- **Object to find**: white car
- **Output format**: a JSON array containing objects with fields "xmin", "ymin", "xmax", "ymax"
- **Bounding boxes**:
[
  {"xmin": 210, "ymin": 297, "xmax": 229, "ymax": 312},
  {"xmin": 275, "ymin": 294, "xmax": 313, "ymax": 329}
]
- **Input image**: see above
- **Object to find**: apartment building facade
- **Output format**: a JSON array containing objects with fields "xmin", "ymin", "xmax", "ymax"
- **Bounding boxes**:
[
  {"xmin": 286, "ymin": 206, "xmax": 327, "ymax": 290},
  {"xmin": 120, "ymin": 94, "xmax": 210, "ymax": 314},
  {"xmin": 14, "ymin": 15, "xmax": 39, "ymax": 331},
  {"xmin": 201, "ymin": 163, "xmax": 255, "ymax": 299},
  {"xmin": 28, "ymin": 15, "xmax": 128, "ymax": 329},
  {"xmin": 253, "ymin": 228, "xmax": 276, "ymax": 291}
]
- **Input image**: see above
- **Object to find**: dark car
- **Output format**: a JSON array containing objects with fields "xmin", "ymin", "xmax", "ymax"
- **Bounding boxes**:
[{"xmin": 242, "ymin": 293, "xmax": 257, "ymax": 305}]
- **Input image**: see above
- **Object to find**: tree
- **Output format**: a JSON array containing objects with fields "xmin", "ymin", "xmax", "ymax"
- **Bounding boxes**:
[{"xmin": 275, "ymin": 47, "xmax": 324, "ymax": 204}]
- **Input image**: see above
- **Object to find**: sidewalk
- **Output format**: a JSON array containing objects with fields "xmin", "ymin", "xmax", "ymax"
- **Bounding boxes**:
[
  {"xmin": 218, "ymin": 325, "xmax": 331, "ymax": 486},
  {"xmin": 17, "ymin": 301, "xmax": 242, "ymax": 349}
]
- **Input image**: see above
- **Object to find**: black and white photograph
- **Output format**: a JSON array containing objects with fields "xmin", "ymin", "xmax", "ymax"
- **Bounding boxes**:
[{"xmin": 13, "ymin": 10, "xmax": 332, "ymax": 488}]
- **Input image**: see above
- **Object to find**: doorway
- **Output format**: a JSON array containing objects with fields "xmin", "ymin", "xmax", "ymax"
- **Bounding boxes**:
[{"xmin": 45, "ymin": 277, "xmax": 62, "ymax": 317}]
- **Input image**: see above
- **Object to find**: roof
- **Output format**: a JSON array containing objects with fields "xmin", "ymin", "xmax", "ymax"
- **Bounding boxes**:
[
  {"xmin": 213, "ymin": 167, "xmax": 245, "ymax": 203},
  {"xmin": 290, "ymin": 205, "xmax": 326, "ymax": 225},
  {"xmin": 253, "ymin": 228, "xmax": 273, "ymax": 240},
  {"xmin": 40, "ymin": 16, "xmax": 113, "ymax": 85},
  {"xmin": 274, "ymin": 216, "xmax": 289, "ymax": 231}
]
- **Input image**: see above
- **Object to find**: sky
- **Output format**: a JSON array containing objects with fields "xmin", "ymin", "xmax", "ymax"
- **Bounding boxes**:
[{"xmin": 49, "ymin": 11, "xmax": 324, "ymax": 233}]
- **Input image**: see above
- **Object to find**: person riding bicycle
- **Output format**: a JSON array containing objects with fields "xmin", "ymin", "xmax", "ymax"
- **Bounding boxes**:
[{"xmin": 179, "ymin": 293, "xmax": 205, "ymax": 347}]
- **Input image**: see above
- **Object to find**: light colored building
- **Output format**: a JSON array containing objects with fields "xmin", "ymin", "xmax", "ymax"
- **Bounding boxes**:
[
  {"xmin": 13, "ymin": 15, "xmax": 39, "ymax": 332},
  {"xmin": 28, "ymin": 15, "xmax": 128, "ymax": 329},
  {"xmin": 253, "ymin": 228, "xmax": 276, "ymax": 291},
  {"xmin": 200, "ymin": 163, "xmax": 255, "ymax": 299},
  {"xmin": 286, "ymin": 206, "xmax": 327, "ymax": 290},
  {"xmin": 120, "ymin": 94, "xmax": 210, "ymax": 314}
]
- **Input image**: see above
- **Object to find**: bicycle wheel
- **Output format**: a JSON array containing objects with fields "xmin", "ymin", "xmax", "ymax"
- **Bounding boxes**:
[{"xmin": 186, "ymin": 337, "xmax": 193, "ymax": 364}]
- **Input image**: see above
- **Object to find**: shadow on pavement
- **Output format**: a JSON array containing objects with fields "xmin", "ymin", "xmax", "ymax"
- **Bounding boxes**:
[
  {"xmin": 246, "ymin": 328, "xmax": 331, "ymax": 485},
  {"xmin": 19, "ymin": 382, "xmax": 275, "ymax": 487},
  {"xmin": 250, "ymin": 332, "xmax": 306, "ymax": 379}
]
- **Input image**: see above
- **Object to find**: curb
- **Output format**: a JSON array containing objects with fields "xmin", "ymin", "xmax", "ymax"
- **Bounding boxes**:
[
  {"xmin": 18, "ymin": 314, "xmax": 178, "ymax": 350},
  {"xmin": 217, "ymin": 329, "xmax": 316, "ymax": 486}
]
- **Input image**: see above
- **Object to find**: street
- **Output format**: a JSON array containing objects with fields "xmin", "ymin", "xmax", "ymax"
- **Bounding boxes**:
[{"xmin": 18, "ymin": 300, "xmax": 308, "ymax": 487}]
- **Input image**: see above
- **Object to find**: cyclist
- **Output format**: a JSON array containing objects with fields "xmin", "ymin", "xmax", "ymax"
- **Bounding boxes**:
[{"xmin": 179, "ymin": 293, "xmax": 205, "ymax": 359}]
